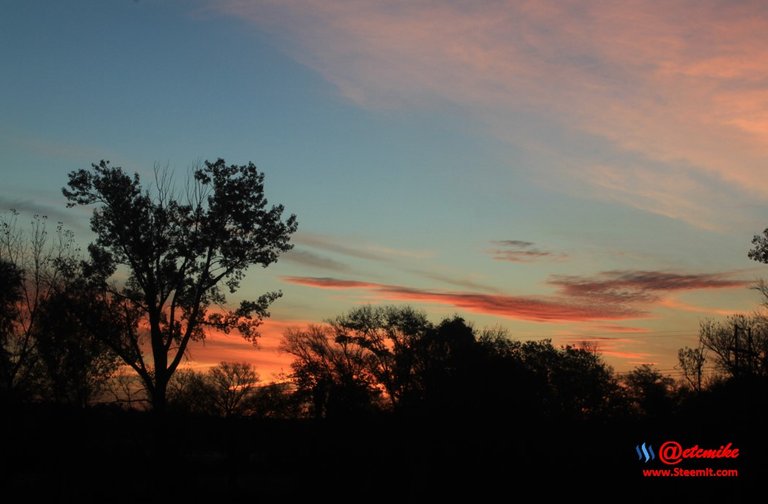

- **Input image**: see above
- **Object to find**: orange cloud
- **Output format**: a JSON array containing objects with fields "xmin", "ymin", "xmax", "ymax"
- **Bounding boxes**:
[
  {"xmin": 282, "ymin": 269, "xmax": 746, "ymax": 324},
  {"xmin": 373, "ymin": 285, "xmax": 640, "ymax": 321},
  {"xmin": 282, "ymin": 276, "xmax": 381, "ymax": 289},
  {"xmin": 560, "ymin": 335, "xmax": 653, "ymax": 362},
  {"xmin": 282, "ymin": 275, "xmax": 644, "ymax": 322},
  {"xmin": 602, "ymin": 350, "xmax": 655, "ymax": 361},
  {"xmin": 593, "ymin": 325, "xmax": 651, "ymax": 334},
  {"xmin": 184, "ymin": 317, "xmax": 315, "ymax": 380},
  {"xmin": 657, "ymin": 297, "xmax": 743, "ymax": 316}
]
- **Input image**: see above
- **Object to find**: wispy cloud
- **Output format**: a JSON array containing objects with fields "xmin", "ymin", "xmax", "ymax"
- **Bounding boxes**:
[
  {"xmin": 283, "ymin": 268, "xmax": 747, "ymax": 323},
  {"xmin": 364, "ymin": 244, "xmax": 434, "ymax": 260},
  {"xmin": 293, "ymin": 232, "xmax": 433, "ymax": 262},
  {"xmin": 281, "ymin": 248, "xmax": 350, "ymax": 273},
  {"xmin": 0, "ymin": 196, "xmax": 87, "ymax": 232},
  {"xmin": 487, "ymin": 240, "xmax": 566, "ymax": 262},
  {"xmin": 549, "ymin": 270, "xmax": 748, "ymax": 304},
  {"xmin": 293, "ymin": 232, "xmax": 385, "ymax": 261},
  {"xmin": 561, "ymin": 335, "xmax": 653, "ymax": 361},
  {"xmin": 593, "ymin": 325, "xmax": 651, "ymax": 335},
  {"xmin": 0, "ymin": 127, "xmax": 118, "ymax": 165},
  {"xmin": 657, "ymin": 297, "xmax": 743, "ymax": 316},
  {"xmin": 409, "ymin": 268, "xmax": 500, "ymax": 293},
  {"xmin": 212, "ymin": 0, "xmax": 768, "ymax": 229},
  {"xmin": 186, "ymin": 318, "xmax": 315, "ymax": 379},
  {"xmin": 496, "ymin": 240, "xmax": 536, "ymax": 248},
  {"xmin": 373, "ymin": 285, "xmax": 641, "ymax": 322},
  {"xmin": 282, "ymin": 276, "xmax": 380, "ymax": 289},
  {"xmin": 282, "ymin": 275, "xmax": 643, "ymax": 322}
]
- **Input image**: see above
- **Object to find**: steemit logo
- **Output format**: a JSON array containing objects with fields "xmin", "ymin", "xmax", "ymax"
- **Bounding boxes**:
[{"xmin": 636, "ymin": 442, "xmax": 655, "ymax": 463}]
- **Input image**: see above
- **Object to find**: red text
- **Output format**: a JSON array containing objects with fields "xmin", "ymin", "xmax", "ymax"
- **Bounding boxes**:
[{"xmin": 658, "ymin": 441, "xmax": 739, "ymax": 466}]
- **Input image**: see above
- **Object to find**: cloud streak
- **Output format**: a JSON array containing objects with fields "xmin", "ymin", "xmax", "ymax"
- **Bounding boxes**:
[
  {"xmin": 549, "ymin": 270, "xmax": 748, "ymax": 304},
  {"xmin": 561, "ymin": 336, "xmax": 653, "ymax": 361},
  {"xmin": 409, "ymin": 268, "xmax": 500, "ymax": 293},
  {"xmin": 281, "ymin": 248, "xmax": 351, "ymax": 273},
  {"xmin": 282, "ymin": 275, "xmax": 643, "ymax": 322},
  {"xmin": 283, "ymin": 268, "xmax": 747, "ymax": 323},
  {"xmin": 186, "ymin": 318, "xmax": 314, "ymax": 379},
  {"xmin": 282, "ymin": 276, "xmax": 380, "ymax": 289},
  {"xmin": 213, "ymin": 0, "xmax": 768, "ymax": 229},
  {"xmin": 487, "ymin": 240, "xmax": 566, "ymax": 262},
  {"xmin": 593, "ymin": 325, "xmax": 651, "ymax": 335},
  {"xmin": 0, "ymin": 196, "xmax": 88, "ymax": 232},
  {"xmin": 293, "ymin": 232, "xmax": 433, "ymax": 262}
]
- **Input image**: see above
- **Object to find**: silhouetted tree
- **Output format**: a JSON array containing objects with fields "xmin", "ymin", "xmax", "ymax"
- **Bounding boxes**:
[
  {"xmin": 0, "ymin": 258, "xmax": 23, "ymax": 400},
  {"xmin": 246, "ymin": 381, "xmax": 302, "ymax": 419},
  {"xmin": 623, "ymin": 364, "xmax": 675, "ymax": 418},
  {"xmin": 281, "ymin": 324, "xmax": 380, "ymax": 418},
  {"xmin": 1, "ymin": 212, "xmax": 51, "ymax": 399},
  {"xmin": 34, "ymin": 277, "xmax": 120, "ymax": 407},
  {"xmin": 105, "ymin": 371, "xmax": 150, "ymax": 410},
  {"xmin": 281, "ymin": 306, "xmax": 625, "ymax": 422},
  {"xmin": 167, "ymin": 364, "xmax": 289, "ymax": 418},
  {"xmin": 699, "ymin": 315, "xmax": 768, "ymax": 380},
  {"xmin": 0, "ymin": 211, "xmax": 117, "ymax": 403},
  {"xmin": 473, "ymin": 328, "xmax": 538, "ymax": 418},
  {"xmin": 331, "ymin": 305, "xmax": 432, "ymax": 409},
  {"xmin": 514, "ymin": 340, "xmax": 622, "ymax": 420},
  {"xmin": 208, "ymin": 361, "xmax": 259, "ymax": 417},
  {"xmin": 63, "ymin": 160, "xmax": 297, "ymax": 412},
  {"xmin": 473, "ymin": 333, "xmax": 625, "ymax": 421},
  {"xmin": 0, "ymin": 261, "xmax": 22, "ymax": 325},
  {"xmin": 167, "ymin": 368, "xmax": 214, "ymax": 414},
  {"xmin": 411, "ymin": 315, "xmax": 478, "ymax": 413},
  {"xmin": 678, "ymin": 344, "xmax": 706, "ymax": 392},
  {"xmin": 744, "ymin": 230, "xmax": 768, "ymax": 377},
  {"xmin": 288, "ymin": 306, "xmax": 484, "ymax": 415},
  {"xmin": 748, "ymin": 227, "xmax": 768, "ymax": 265}
]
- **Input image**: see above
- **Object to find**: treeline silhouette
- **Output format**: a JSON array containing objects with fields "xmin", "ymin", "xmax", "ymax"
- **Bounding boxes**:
[
  {"xmin": 2, "ymin": 305, "xmax": 764, "ymax": 501},
  {"xmin": 1, "ymin": 161, "xmax": 766, "ymax": 502}
]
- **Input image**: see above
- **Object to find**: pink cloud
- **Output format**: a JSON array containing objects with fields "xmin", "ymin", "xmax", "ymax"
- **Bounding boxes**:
[
  {"xmin": 185, "ymin": 318, "xmax": 316, "ymax": 379},
  {"xmin": 282, "ymin": 275, "xmax": 645, "ymax": 322},
  {"xmin": 282, "ymin": 269, "xmax": 746, "ymax": 324},
  {"xmin": 561, "ymin": 335, "xmax": 653, "ymax": 362},
  {"xmin": 213, "ymin": 0, "xmax": 768, "ymax": 229},
  {"xmin": 375, "ymin": 285, "xmax": 641, "ymax": 322},
  {"xmin": 602, "ymin": 350, "xmax": 655, "ymax": 361},
  {"xmin": 281, "ymin": 276, "xmax": 381, "ymax": 289},
  {"xmin": 593, "ymin": 325, "xmax": 651, "ymax": 334},
  {"xmin": 657, "ymin": 297, "xmax": 744, "ymax": 316}
]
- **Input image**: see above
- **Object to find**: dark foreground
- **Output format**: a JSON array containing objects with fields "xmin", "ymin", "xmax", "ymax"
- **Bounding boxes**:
[{"xmin": 1, "ymin": 403, "xmax": 763, "ymax": 503}]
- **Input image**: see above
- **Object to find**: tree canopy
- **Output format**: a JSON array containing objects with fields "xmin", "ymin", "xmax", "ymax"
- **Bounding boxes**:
[{"xmin": 63, "ymin": 159, "xmax": 297, "ymax": 411}]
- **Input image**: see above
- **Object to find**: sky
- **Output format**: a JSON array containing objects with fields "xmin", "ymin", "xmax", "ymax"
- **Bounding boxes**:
[{"xmin": 3, "ymin": 0, "xmax": 768, "ymax": 379}]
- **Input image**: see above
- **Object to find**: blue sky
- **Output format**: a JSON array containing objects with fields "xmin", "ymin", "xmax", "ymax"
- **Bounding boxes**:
[{"xmin": 3, "ymin": 0, "xmax": 768, "ymax": 376}]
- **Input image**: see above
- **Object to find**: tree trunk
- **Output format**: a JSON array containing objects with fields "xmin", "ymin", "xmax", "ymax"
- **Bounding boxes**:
[{"xmin": 152, "ymin": 371, "xmax": 167, "ymax": 414}]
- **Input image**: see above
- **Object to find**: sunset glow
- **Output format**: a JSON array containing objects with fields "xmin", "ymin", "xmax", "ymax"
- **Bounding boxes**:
[{"xmin": 3, "ymin": 0, "xmax": 768, "ymax": 374}]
